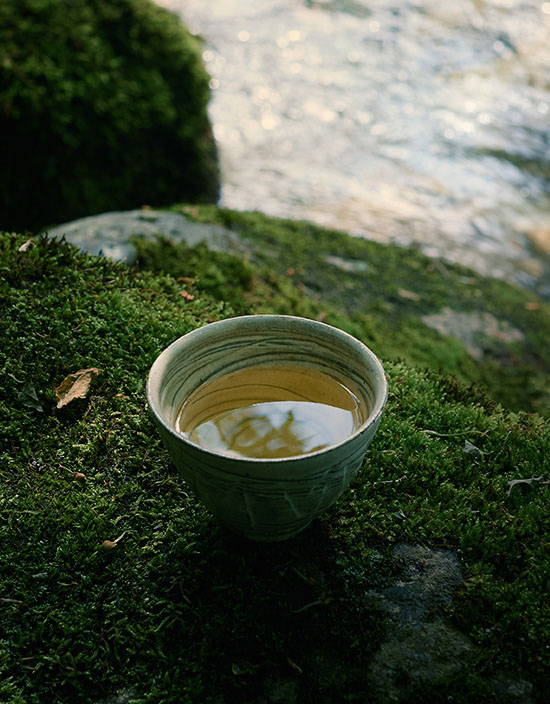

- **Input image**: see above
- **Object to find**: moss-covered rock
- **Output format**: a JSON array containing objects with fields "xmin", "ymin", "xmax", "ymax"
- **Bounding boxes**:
[
  {"xmin": 1, "ymin": 232, "xmax": 549, "ymax": 703},
  {"xmin": 0, "ymin": 0, "xmax": 219, "ymax": 233}
]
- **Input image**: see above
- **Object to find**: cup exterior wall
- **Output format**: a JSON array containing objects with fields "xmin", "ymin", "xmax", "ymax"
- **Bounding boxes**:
[
  {"xmin": 148, "ymin": 316, "xmax": 387, "ymax": 541},
  {"xmin": 154, "ymin": 401, "xmax": 382, "ymax": 541}
]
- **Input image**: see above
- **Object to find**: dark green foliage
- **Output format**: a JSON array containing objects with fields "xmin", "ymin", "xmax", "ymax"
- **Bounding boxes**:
[
  {"xmin": 0, "ymin": 0, "xmax": 219, "ymax": 233},
  {"xmin": 1, "ymin": 234, "xmax": 549, "ymax": 703}
]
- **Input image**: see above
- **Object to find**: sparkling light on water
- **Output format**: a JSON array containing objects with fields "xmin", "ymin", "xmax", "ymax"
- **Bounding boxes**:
[{"xmin": 156, "ymin": 0, "xmax": 550, "ymax": 294}]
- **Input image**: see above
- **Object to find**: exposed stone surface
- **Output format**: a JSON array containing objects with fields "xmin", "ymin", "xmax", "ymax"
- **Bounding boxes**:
[
  {"xmin": 44, "ymin": 209, "xmax": 246, "ymax": 264},
  {"xmin": 246, "ymin": 543, "xmax": 535, "ymax": 703},
  {"xmin": 370, "ymin": 544, "xmax": 464, "ymax": 624},
  {"xmin": 421, "ymin": 307, "xmax": 525, "ymax": 360},
  {"xmin": 324, "ymin": 254, "xmax": 370, "ymax": 273},
  {"xmin": 258, "ymin": 673, "xmax": 301, "ymax": 704},
  {"xmin": 45, "ymin": 212, "xmax": 531, "ymax": 369},
  {"xmin": 366, "ymin": 545, "xmax": 472, "ymax": 699},
  {"xmin": 365, "ymin": 544, "xmax": 533, "ymax": 702},
  {"xmin": 95, "ymin": 689, "xmax": 135, "ymax": 704}
]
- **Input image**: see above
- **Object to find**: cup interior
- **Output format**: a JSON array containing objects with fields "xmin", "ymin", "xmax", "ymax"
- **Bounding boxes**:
[{"xmin": 147, "ymin": 315, "xmax": 387, "ymax": 461}]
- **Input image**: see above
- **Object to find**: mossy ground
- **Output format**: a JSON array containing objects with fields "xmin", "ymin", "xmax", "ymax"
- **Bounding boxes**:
[{"xmin": 1, "ymin": 233, "xmax": 549, "ymax": 703}]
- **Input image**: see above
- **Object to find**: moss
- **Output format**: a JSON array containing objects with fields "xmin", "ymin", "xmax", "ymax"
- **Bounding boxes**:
[
  {"xmin": 1, "ymin": 232, "xmax": 549, "ymax": 703},
  {"xmin": 0, "ymin": 0, "xmax": 219, "ymax": 233},
  {"xmin": 133, "ymin": 236, "xmax": 256, "ymax": 314}
]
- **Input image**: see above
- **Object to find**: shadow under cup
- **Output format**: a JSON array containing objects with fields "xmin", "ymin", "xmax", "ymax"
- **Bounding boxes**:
[{"xmin": 147, "ymin": 315, "xmax": 388, "ymax": 541}]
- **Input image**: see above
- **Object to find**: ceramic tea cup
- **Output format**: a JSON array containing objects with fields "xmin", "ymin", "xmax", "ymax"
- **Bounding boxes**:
[{"xmin": 146, "ymin": 315, "xmax": 388, "ymax": 541}]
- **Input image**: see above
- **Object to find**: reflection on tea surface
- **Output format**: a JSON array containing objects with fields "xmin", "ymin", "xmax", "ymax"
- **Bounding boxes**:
[{"xmin": 176, "ymin": 364, "xmax": 364, "ymax": 459}]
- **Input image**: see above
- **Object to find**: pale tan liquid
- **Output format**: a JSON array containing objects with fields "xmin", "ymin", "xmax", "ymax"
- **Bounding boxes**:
[{"xmin": 175, "ymin": 364, "xmax": 365, "ymax": 459}]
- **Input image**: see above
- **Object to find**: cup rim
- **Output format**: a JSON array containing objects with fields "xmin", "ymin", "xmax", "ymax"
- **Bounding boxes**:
[{"xmin": 146, "ymin": 314, "xmax": 388, "ymax": 464}]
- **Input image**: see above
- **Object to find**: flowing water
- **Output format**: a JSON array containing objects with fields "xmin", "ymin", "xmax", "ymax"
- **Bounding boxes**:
[{"xmin": 157, "ymin": 0, "xmax": 550, "ymax": 295}]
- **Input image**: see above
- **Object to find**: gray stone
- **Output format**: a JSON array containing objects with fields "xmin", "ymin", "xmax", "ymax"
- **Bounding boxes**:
[
  {"xmin": 421, "ymin": 308, "xmax": 525, "ymax": 361},
  {"xmin": 489, "ymin": 675, "xmax": 534, "ymax": 701},
  {"xmin": 366, "ymin": 544, "xmax": 472, "ymax": 698},
  {"xmin": 95, "ymin": 689, "xmax": 135, "ymax": 704},
  {"xmin": 365, "ymin": 544, "xmax": 533, "ymax": 703},
  {"xmin": 366, "ymin": 544, "xmax": 464, "ymax": 627},
  {"xmin": 43, "ymin": 209, "xmax": 247, "ymax": 264}
]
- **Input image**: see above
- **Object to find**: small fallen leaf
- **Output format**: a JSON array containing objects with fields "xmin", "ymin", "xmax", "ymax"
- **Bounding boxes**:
[
  {"xmin": 18, "ymin": 383, "xmax": 43, "ymax": 412},
  {"xmin": 101, "ymin": 540, "xmax": 118, "ymax": 550},
  {"xmin": 507, "ymin": 476, "xmax": 543, "ymax": 497},
  {"xmin": 18, "ymin": 238, "xmax": 34, "ymax": 252},
  {"xmin": 287, "ymin": 657, "xmax": 303, "ymax": 675},
  {"xmin": 55, "ymin": 368, "xmax": 101, "ymax": 408},
  {"xmin": 74, "ymin": 472, "xmax": 86, "ymax": 483},
  {"xmin": 180, "ymin": 289, "xmax": 195, "ymax": 301},
  {"xmin": 286, "ymin": 267, "xmax": 295, "ymax": 276},
  {"xmin": 525, "ymin": 302, "xmax": 539, "ymax": 311}
]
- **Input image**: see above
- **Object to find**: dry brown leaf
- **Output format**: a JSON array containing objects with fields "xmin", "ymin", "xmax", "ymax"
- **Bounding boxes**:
[
  {"xmin": 180, "ymin": 289, "xmax": 195, "ymax": 301},
  {"xmin": 100, "ymin": 531, "xmax": 126, "ymax": 550},
  {"xmin": 286, "ymin": 657, "xmax": 303, "ymax": 675},
  {"xmin": 55, "ymin": 368, "xmax": 101, "ymax": 408},
  {"xmin": 18, "ymin": 238, "xmax": 34, "ymax": 252},
  {"xmin": 101, "ymin": 540, "xmax": 118, "ymax": 550}
]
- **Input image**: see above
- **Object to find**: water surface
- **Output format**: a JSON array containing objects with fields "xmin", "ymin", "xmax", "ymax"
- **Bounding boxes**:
[{"xmin": 159, "ymin": 0, "xmax": 550, "ymax": 294}]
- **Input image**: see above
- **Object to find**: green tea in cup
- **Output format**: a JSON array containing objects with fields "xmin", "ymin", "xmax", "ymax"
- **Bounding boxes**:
[{"xmin": 176, "ymin": 363, "xmax": 366, "ymax": 459}]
